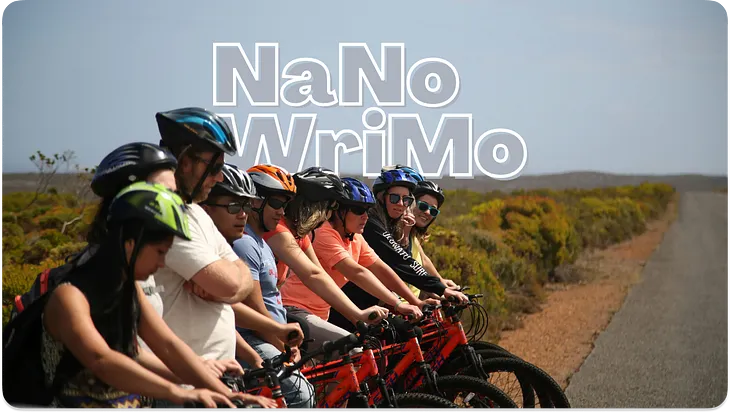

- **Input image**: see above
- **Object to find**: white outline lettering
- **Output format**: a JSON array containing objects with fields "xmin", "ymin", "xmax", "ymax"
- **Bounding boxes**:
[
  {"xmin": 339, "ymin": 42, "xmax": 405, "ymax": 107},
  {"xmin": 388, "ymin": 113, "xmax": 473, "ymax": 178},
  {"xmin": 315, "ymin": 129, "xmax": 363, "ymax": 175},
  {"xmin": 280, "ymin": 57, "xmax": 338, "ymax": 108},
  {"xmin": 474, "ymin": 128, "xmax": 528, "ymax": 180},
  {"xmin": 362, "ymin": 107, "xmax": 387, "ymax": 130},
  {"xmin": 406, "ymin": 58, "xmax": 460, "ymax": 108},
  {"xmin": 213, "ymin": 42, "xmax": 279, "ymax": 107}
]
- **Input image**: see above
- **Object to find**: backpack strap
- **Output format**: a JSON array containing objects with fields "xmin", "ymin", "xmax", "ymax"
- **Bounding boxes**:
[{"xmin": 39, "ymin": 269, "xmax": 51, "ymax": 295}]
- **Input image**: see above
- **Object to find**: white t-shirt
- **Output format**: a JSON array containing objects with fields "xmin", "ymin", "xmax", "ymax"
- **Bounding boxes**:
[
  {"xmin": 137, "ymin": 277, "xmax": 164, "ymax": 352},
  {"xmin": 154, "ymin": 203, "xmax": 241, "ymax": 360}
]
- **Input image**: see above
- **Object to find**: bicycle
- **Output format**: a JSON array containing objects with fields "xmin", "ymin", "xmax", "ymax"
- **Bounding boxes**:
[
  {"xmin": 420, "ymin": 292, "xmax": 571, "ymax": 408},
  {"xmin": 346, "ymin": 314, "xmax": 518, "ymax": 408}
]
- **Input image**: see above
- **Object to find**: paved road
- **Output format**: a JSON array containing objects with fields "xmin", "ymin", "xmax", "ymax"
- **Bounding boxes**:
[{"xmin": 565, "ymin": 192, "xmax": 728, "ymax": 408}]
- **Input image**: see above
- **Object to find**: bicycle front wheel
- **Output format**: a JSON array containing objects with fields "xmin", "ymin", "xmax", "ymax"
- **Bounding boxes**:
[{"xmin": 394, "ymin": 393, "xmax": 459, "ymax": 408}]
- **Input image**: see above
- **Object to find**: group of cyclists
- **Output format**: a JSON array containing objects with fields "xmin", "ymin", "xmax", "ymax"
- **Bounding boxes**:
[{"xmin": 14, "ymin": 106, "xmax": 470, "ymax": 408}]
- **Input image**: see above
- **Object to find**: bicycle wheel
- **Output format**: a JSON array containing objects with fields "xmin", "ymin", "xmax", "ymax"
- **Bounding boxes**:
[
  {"xmin": 431, "ymin": 374, "xmax": 518, "ymax": 408},
  {"xmin": 440, "ymin": 350, "xmax": 538, "ymax": 407},
  {"xmin": 394, "ymin": 392, "xmax": 459, "ymax": 408},
  {"xmin": 478, "ymin": 357, "xmax": 569, "ymax": 408}
]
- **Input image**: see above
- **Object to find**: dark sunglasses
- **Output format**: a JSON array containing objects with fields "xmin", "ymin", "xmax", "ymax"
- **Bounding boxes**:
[
  {"xmin": 349, "ymin": 205, "xmax": 369, "ymax": 216},
  {"xmin": 192, "ymin": 155, "xmax": 225, "ymax": 175},
  {"xmin": 266, "ymin": 197, "xmax": 291, "ymax": 210},
  {"xmin": 417, "ymin": 200, "xmax": 440, "ymax": 217},
  {"xmin": 204, "ymin": 200, "xmax": 251, "ymax": 215},
  {"xmin": 388, "ymin": 193, "xmax": 414, "ymax": 207}
]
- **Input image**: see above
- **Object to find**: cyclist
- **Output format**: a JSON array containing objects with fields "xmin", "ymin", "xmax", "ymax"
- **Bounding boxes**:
[
  {"xmin": 35, "ymin": 182, "xmax": 272, "ymax": 408},
  {"xmin": 262, "ymin": 166, "xmax": 389, "ymax": 353},
  {"xmin": 151, "ymin": 107, "xmax": 254, "ymax": 362},
  {"xmin": 328, "ymin": 169, "xmax": 467, "ymax": 330},
  {"xmin": 313, "ymin": 177, "xmax": 436, "ymax": 333},
  {"xmin": 232, "ymin": 164, "xmax": 315, "ymax": 408},
  {"xmin": 88, "ymin": 142, "xmax": 246, "ymax": 378},
  {"xmin": 194, "ymin": 163, "xmax": 305, "ymax": 367},
  {"xmin": 399, "ymin": 179, "xmax": 460, "ymax": 300}
]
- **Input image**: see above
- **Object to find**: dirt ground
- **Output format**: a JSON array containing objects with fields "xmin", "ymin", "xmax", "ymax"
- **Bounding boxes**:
[{"xmin": 495, "ymin": 194, "xmax": 680, "ymax": 390}]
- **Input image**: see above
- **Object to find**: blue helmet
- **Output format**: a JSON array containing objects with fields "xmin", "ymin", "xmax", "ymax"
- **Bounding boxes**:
[
  {"xmin": 386, "ymin": 164, "xmax": 425, "ymax": 183},
  {"xmin": 372, "ymin": 169, "xmax": 417, "ymax": 195},
  {"xmin": 155, "ymin": 107, "xmax": 237, "ymax": 156},
  {"xmin": 92, "ymin": 142, "xmax": 178, "ymax": 199},
  {"xmin": 341, "ymin": 177, "xmax": 376, "ymax": 207}
]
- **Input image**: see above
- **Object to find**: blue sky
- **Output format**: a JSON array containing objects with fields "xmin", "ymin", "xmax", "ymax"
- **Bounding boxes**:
[{"xmin": 3, "ymin": 0, "xmax": 727, "ymax": 178}]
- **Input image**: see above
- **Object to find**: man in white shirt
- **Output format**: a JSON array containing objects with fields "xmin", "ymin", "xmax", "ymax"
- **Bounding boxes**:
[{"xmin": 152, "ymin": 107, "xmax": 254, "ymax": 361}]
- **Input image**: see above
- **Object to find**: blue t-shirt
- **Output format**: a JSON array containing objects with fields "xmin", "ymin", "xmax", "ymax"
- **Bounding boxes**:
[{"xmin": 232, "ymin": 224, "xmax": 287, "ymax": 330}]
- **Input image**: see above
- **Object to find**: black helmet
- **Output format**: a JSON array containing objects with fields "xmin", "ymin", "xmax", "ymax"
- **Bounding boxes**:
[
  {"xmin": 155, "ymin": 107, "xmax": 237, "ymax": 156},
  {"xmin": 209, "ymin": 163, "xmax": 260, "ymax": 200},
  {"xmin": 293, "ymin": 167, "xmax": 347, "ymax": 202},
  {"xmin": 413, "ymin": 180, "xmax": 445, "ymax": 207},
  {"xmin": 92, "ymin": 142, "xmax": 178, "ymax": 199},
  {"xmin": 107, "ymin": 182, "xmax": 192, "ymax": 241}
]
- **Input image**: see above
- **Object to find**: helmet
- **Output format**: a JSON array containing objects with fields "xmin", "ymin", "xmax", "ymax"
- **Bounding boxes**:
[
  {"xmin": 107, "ymin": 182, "xmax": 192, "ymax": 241},
  {"xmin": 209, "ymin": 163, "xmax": 260, "ymax": 199},
  {"xmin": 341, "ymin": 178, "xmax": 376, "ymax": 207},
  {"xmin": 383, "ymin": 164, "xmax": 425, "ymax": 183},
  {"xmin": 413, "ymin": 180, "xmax": 445, "ymax": 207},
  {"xmin": 92, "ymin": 142, "xmax": 178, "ymax": 199},
  {"xmin": 246, "ymin": 164, "xmax": 297, "ymax": 197},
  {"xmin": 155, "ymin": 107, "xmax": 237, "ymax": 156},
  {"xmin": 293, "ymin": 167, "xmax": 347, "ymax": 202},
  {"xmin": 372, "ymin": 169, "xmax": 417, "ymax": 195}
]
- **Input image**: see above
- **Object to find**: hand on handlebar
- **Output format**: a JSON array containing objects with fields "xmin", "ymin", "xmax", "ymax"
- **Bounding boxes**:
[
  {"xmin": 443, "ymin": 288, "xmax": 469, "ymax": 303},
  {"xmin": 173, "ymin": 387, "xmax": 238, "ymax": 408},
  {"xmin": 419, "ymin": 298, "xmax": 441, "ymax": 309},
  {"xmin": 290, "ymin": 346, "xmax": 302, "ymax": 364},
  {"xmin": 202, "ymin": 357, "xmax": 244, "ymax": 378},
  {"xmin": 358, "ymin": 306, "xmax": 389, "ymax": 324},
  {"xmin": 443, "ymin": 279, "xmax": 460, "ymax": 290},
  {"xmin": 395, "ymin": 302, "xmax": 423, "ymax": 319},
  {"xmin": 277, "ymin": 322, "xmax": 304, "ymax": 348}
]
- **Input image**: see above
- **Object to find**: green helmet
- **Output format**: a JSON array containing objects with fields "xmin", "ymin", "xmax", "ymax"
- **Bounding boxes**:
[{"xmin": 108, "ymin": 182, "xmax": 192, "ymax": 241}]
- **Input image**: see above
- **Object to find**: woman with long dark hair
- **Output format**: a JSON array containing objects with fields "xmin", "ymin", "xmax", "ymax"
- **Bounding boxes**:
[{"xmin": 32, "ymin": 182, "xmax": 273, "ymax": 407}]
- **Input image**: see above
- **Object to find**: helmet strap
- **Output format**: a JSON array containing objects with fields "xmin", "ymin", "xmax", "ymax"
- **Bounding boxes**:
[
  {"xmin": 251, "ymin": 195, "xmax": 272, "ymax": 233},
  {"xmin": 337, "ymin": 209, "xmax": 355, "ymax": 241},
  {"xmin": 188, "ymin": 151, "xmax": 222, "ymax": 203}
]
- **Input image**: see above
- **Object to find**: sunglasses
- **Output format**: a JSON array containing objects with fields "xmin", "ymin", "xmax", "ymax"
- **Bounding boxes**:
[
  {"xmin": 266, "ymin": 197, "xmax": 291, "ymax": 211},
  {"xmin": 349, "ymin": 205, "xmax": 369, "ymax": 216},
  {"xmin": 192, "ymin": 155, "xmax": 224, "ymax": 175},
  {"xmin": 204, "ymin": 200, "xmax": 251, "ymax": 215},
  {"xmin": 417, "ymin": 200, "xmax": 440, "ymax": 217},
  {"xmin": 388, "ymin": 193, "xmax": 415, "ymax": 207}
]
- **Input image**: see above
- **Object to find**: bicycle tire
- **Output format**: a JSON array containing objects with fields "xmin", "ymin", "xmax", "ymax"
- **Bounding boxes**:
[
  {"xmin": 479, "ymin": 357, "xmax": 570, "ymax": 408},
  {"xmin": 393, "ymin": 392, "xmax": 460, "ymax": 408},
  {"xmin": 439, "ymin": 349, "xmax": 538, "ymax": 407},
  {"xmin": 467, "ymin": 341, "xmax": 516, "ymax": 356},
  {"xmin": 432, "ymin": 374, "xmax": 518, "ymax": 408}
]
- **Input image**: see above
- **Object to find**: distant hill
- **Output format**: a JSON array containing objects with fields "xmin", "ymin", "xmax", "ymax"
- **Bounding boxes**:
[{"xmin": 3, "ymin": 171, "xmax": 727, "ymax": 196}]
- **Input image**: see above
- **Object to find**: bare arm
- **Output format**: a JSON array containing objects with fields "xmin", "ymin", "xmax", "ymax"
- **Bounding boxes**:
[
  {"xmin": 189, "ymin": 259, "xmax": 252, "ymax": 304},
  {"xmin": 230, "ymin": 303, "xmax": 303, "ymax": 349},
  {"xmin": 235, "ymin": 331, "xmax": 264, "ymax": 368},
  {"xmin": 333, "ymin": 257, "xmax": 402, "ymax": 308},
  {"xmin": 44, "ymin": 285, "xmax": 197, "ymax": 403},
  {"xmin": 135, "ymin": 347, "xmax": 183, "ymax": 384},
  {"xmin": 366, "ymin": 259, "xmax": 422, "ymax": 306},
  {"xmin": 267, "ymin": 233, "xmax": 365, "ymax": 323}
]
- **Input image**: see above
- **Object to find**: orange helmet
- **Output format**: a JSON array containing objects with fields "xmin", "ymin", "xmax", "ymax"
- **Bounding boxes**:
[{"xmin": 246, "ymin": 164, "xmax": 297, "ymax": 197}]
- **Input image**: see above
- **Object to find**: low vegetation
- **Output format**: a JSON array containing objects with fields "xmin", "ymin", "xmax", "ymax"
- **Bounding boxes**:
[{"xmin": 1, "ymin": 151, "xmax": 676, "ymax": 333}]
